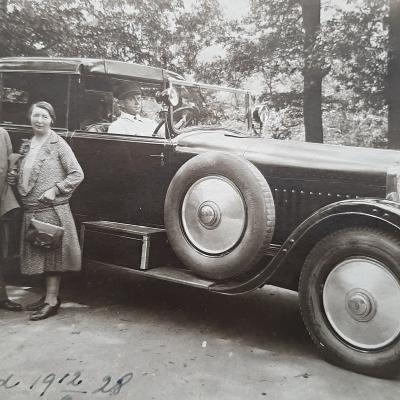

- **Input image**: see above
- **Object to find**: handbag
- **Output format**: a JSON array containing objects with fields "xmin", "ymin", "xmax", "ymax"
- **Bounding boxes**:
[{"xmin": 25, "ymin": 218, "xmax": 65, "ymax": 250}]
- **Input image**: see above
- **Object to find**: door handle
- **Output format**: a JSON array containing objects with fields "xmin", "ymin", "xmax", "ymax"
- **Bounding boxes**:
[{"xmin": 149, "ymin": 152, "xmax": 165, "ymax": 166}]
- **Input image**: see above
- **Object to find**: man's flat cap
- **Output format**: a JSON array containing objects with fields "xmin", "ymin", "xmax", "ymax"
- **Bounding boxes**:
[{"xmin": 114, "ymin": 82, "xmax": 142, "ymax": 100}]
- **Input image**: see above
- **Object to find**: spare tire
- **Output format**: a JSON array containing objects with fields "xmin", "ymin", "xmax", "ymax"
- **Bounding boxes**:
[{"xmin": 164, "ymin": 152, "xmax": 275, "ymax": 280}]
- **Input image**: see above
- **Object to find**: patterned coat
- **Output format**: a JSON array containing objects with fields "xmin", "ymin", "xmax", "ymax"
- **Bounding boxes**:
[{"xmin": 17, "ymin": 131, "xmax": 84, "ymax": 275}]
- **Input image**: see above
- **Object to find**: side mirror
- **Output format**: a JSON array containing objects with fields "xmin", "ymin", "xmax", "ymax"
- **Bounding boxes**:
[{"xmin": 155, "ymin": 87, "xmax": 180, "ymax": 107}]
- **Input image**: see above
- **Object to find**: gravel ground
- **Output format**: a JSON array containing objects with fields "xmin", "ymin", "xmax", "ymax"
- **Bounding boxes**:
[{"xmin": 0, "ymin": 270, "xmax": 399, "ymax": 400}]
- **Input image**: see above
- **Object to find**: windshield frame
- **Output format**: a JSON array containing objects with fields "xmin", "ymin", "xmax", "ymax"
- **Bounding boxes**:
[{"xmin": 168, "ymin": 78, "xmax": 253, "ymax": 138}]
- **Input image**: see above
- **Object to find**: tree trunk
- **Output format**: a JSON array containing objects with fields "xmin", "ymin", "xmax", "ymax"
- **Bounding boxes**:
[
  {"xmin": 0, "ymin": 0, "xmax": 7, "ymax": 57},
  {"xmin": 388, "ymin": 0, "xmax": 400, "ymax": 149},
  {"xmin": 301, "ymin": 0, "xmax": 323, "ymax": 143}
]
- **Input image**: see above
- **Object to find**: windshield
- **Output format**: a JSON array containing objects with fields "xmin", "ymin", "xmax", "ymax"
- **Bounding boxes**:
[{"xmin": 169, "ymin": 80, "xmax": 252, "ymax": 136}]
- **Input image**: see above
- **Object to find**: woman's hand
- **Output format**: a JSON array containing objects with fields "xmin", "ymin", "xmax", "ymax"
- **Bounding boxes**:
[
  {"xmin": 39, "ymin": 187, "xmax": 60, "ymax": 203},
  {"xmin": 7, "ymin": 171, "xmax": 18, "ymax": 186}
]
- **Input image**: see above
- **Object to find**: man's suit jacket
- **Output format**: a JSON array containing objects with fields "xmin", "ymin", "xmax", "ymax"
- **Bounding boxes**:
[{"xmin": 0, "ymin": 128, "xmax": 20, "ymax": 218}]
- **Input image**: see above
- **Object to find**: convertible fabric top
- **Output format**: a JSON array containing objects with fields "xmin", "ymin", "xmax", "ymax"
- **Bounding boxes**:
[{"xmin": 0, "ymin": 57, "xmax": 183, "ymax": 82}]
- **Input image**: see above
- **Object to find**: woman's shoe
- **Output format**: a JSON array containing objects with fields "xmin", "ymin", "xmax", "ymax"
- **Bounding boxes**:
[
  {"xmin": 0, "ymin": 299, "xmax": 23, "ymax": 311},
  {"xmin": 25, "ymin": 296, "xmax": 46, "ymax": 311},
  {"xmin": 29, "ymin": 301, "xmax": 60, "ymax": 321}
]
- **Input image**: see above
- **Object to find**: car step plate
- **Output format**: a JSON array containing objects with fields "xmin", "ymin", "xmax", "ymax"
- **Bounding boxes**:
[{"xmin": 85, "ymin": 260, "xmax": 214, "ymax": 289}]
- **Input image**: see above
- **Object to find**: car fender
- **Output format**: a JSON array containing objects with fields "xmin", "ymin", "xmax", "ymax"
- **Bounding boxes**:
[{"xmin": 210, "ymin": 198, "xmax": 400, "ymax": 294}]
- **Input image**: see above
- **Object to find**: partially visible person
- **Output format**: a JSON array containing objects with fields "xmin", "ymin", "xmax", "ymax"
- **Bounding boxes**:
[
  {"xmin": 107, "ymin": 83, "xmax": 158, "ymax": 136},
  {"xmin": 0, "ymin": 127, "xmax": 22, "ymax": 311},
  {"xmin": 8, "ymin": 101, "xmax": 84, "ymax": 321},
  {"xmin": 80, "ymin": 94, "xmax": 111, "ymax": 133}
]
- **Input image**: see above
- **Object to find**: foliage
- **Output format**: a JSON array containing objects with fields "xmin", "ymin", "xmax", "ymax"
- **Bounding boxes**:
[
  {"xmin": 173, "ymin": 0, "xmax": 224, "ymax": 73},
  {"xmin": 2, "ymin": 0, "xmax": 85, "ymax": 57},
  {"xmin": 324, "ymin": 107, "xmax": 387, "ymax": 148},
  {"xmin": 322, "ymin": 0, "xmax": 389, "ymax": 111},
  {"xmin": 199, "ymin": 0, "xmax": 391, "ymax": 148},
  {"xmin": 0, "ymin": 0, "xmax": 222, "ymax": 73},
  {"xmin": 0, "ymin": 0, "xmax": 398, "ymax": 148},
  {"xmin": 195, "ymin": 0, "xmax": 303, "ymax": 91}
]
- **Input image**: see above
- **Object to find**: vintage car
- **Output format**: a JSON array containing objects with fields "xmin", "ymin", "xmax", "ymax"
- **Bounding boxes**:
[{"xmin": 1, "ymin": 57, "xmax": 400, "ymax": 378}]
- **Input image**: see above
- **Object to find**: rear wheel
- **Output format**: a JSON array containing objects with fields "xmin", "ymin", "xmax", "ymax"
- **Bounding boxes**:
[
  {"xmin": 299, "ymin": 227, "xmax": 400, "ymax": 378},
  {"xmin": 164, "ymin": 152, "xmax": 275, "ymax": 280}
]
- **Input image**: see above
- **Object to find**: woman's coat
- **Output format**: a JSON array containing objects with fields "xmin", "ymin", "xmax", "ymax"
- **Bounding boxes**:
[{"xmin": 18, "ymin": 131, "xmax": 84, "ymax": 275}]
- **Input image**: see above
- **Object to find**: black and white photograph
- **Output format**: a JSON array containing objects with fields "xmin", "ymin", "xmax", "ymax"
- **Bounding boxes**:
[{"xmin": 0, "ymin": 0, "xmax": 400, "ymax": 398}]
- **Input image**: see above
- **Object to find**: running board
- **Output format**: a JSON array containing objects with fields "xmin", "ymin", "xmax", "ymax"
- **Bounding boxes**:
[
  {"xmin": 84, "ymin": 260, "xmax": 214, "ymax": 289},
  {"xmin": 80, "ymin": 220, "xmax": 280, "ymax": 292}
]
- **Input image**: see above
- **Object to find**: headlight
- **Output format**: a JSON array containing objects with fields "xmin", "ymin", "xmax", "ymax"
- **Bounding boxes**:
[
  {"xmin": 386, "ymin": 164, "xmax": 400, "ymax": 201},
  {"xmin": 155, "ymin": 87, "xmax": 180, "ymax": 107}
]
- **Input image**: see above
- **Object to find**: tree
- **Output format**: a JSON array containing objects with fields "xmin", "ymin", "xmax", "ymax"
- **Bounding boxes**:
[
  {"xmin": 0, "ymin": 0, "xmax": 396, "ymax": 149},
  {"xmin": 1, "ymin": 0, "xmax": 184, "ymax": 68},
  {"xmin": 324, "ymin": 1, "xmax": 388, "ymax": 112},
  {"xmin": 196, "ymin": 0, "xmax": 303, "ymax": 87},
  {"xmin": 0, "ymin": 0, "xmax": 6, "ymax": 13},
  {"xmin": 301, "ymin": 0, "xmax": 324, "ymax": 143},
  {"xmin": 0, "ymin": 0, "xmax": 7, "ymax": 57},
  {"xmin": 1, "ymin": 0, "xmax": 87, "ymax": 57},
  {"xmin": 387, "ymin": 0, "xmax": 400, "ymax": 149},
  {"xmin": 319, "ymin": 1, "xmax": 389, "ymax": 148},
  {"xmin": 194, "ymin": 0, "xmax": 305, "ymax": 140},
  {"xmin": 173, "ymin": 0, "xmax": 224, "ymax": 74}
]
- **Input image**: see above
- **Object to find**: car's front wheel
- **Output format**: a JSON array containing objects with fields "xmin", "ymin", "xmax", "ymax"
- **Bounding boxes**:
[
  {"xmin": 299, "ymin": 227, "xmax": 400, "ymax": 378},
  {"xmin": 164, "ymin": 152, "xmax": 275, "ymax": 281}
]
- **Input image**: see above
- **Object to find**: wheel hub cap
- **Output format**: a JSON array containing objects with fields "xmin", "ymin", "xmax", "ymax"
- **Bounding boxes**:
[
  {"xmin": 345, "ymin": 289, "xmax": 376, "ymax": 322},
  {"xmin": 181, "ymin": 176, "xmax": 246, "ymax": 254},
  {"xmin": 323, "ymin": 257, "xmax": 400, "ymax": 350},
  {"xmin": 198, "ymin": 201, "xmax": 221, "ymax": 229}
]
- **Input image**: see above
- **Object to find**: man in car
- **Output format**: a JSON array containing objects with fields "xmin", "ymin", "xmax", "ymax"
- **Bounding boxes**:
[{"xmin": 108, "ymin": 83, "xmax": 158, "ymax": 136}]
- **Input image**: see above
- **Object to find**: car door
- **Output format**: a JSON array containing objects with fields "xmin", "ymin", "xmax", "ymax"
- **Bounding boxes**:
[
  {"xmin": 69, "ymin": 78, "xmax": 174, "ymax": 228},
  {"xmin": 70, "ymin": 132, "xmax": 173, "ymax": 227}
]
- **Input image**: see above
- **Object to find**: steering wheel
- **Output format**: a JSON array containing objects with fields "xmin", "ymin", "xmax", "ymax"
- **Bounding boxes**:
[
  {"xmin": 173, "ymin": 106, "xmax": 199, "ymax": 129},
  {"xmin": 152, "ymin": 106, "xmax": 199, "ymax": 137}
]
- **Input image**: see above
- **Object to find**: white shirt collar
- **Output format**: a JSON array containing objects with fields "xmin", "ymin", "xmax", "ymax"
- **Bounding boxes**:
[{"xmin": 120, "ymin": 111, "xmax": 143, "ymax": 122}]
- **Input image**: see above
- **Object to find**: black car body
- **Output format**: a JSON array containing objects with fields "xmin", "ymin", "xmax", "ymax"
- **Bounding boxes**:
[{"xmin": 2, "ymin": 57, "xmax": 400, "ymax": 378}]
